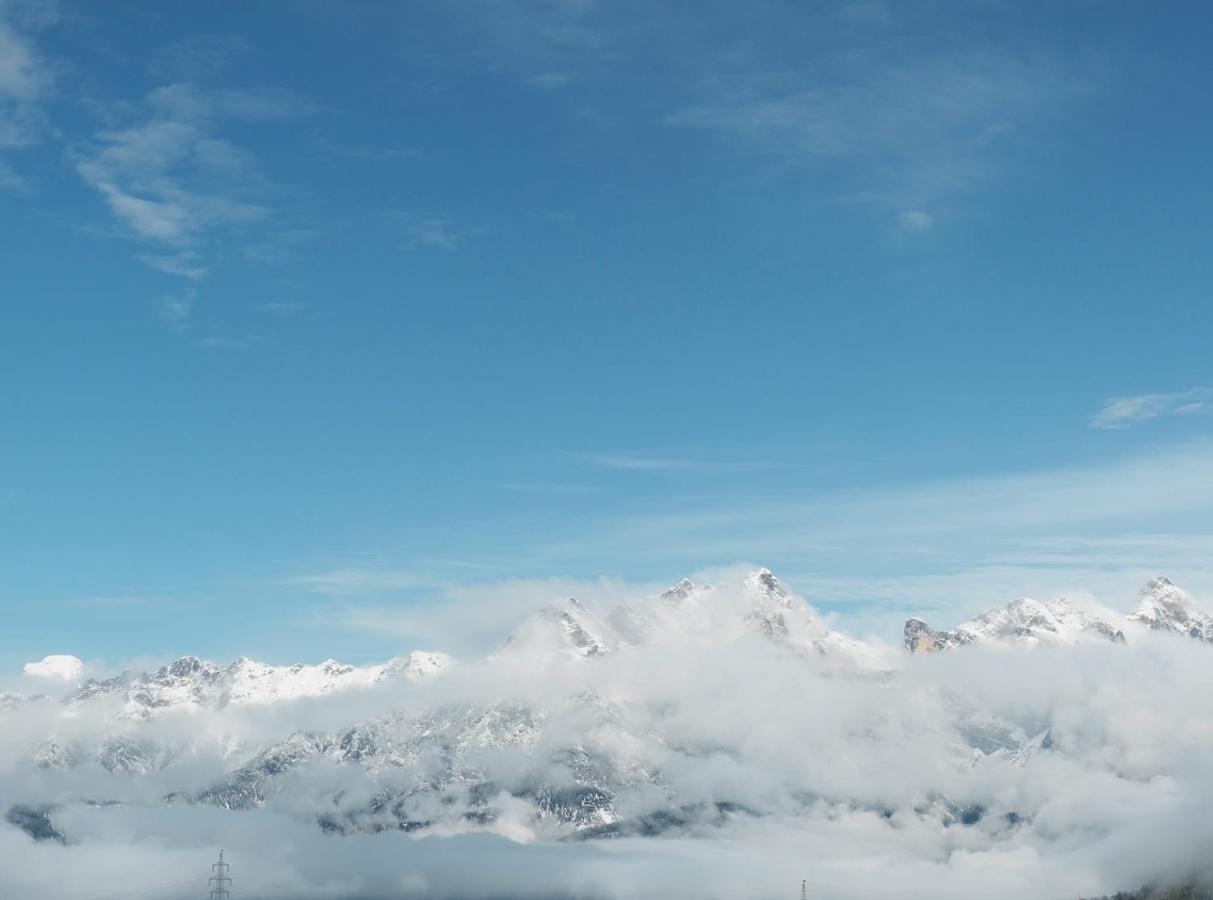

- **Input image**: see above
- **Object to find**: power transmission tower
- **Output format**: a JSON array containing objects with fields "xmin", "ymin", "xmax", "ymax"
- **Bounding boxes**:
[
  {"xmin": 209, "ymin": 849, "xmax": 231, "ymax": 900},
  {"xmin": 800, "ymin": 879, "xmax": 807, "ymax": 900}
]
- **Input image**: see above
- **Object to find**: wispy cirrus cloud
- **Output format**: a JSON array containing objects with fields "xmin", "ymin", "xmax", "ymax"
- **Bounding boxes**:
[
  {"xmin": 74, "ymin": 82, "xmax": 314, "ymax": 256},
  {"xmin": 389, "ymin": 4, "xmax": 1098, "ymax": 234},
  {"xmin": 255, "ymin": 300, "xmax": 305, "ymax": 315},
  {"xmin": 0, "ymin": 0, "xmax": 54, "ymax": 189},
  {"xmin": 311, "ymin": 135, "xmax": 421, "ymax": 161},
  {"xmin": 573, "ymin": 442, "xmax": 1213, "ymax": 556},
  {"xmin": 1089, "ymin": 388, "xmax": 1213, "ymax": 430},
  {"xmin": 524, "ymin": 70, "xmax": 578, "ymax": 90},
  {"xmin": 138, "ymin": 250, "xmax": 207, "ymax": 280},
  {"xmin": 242, "ymin": 228, "xmax": 319, "ymax": 265},
  {"xmin": 392, "ymin": 212, "xmax": 472, "ymax": 251},
  {"xmin": 148, "ymin": 34, "xmax": 250, "ymax": 82},
  {"xmin": 156, "ymin": 292, "xmax": 193, "ymax": 333},
  {"xmin": 196, "ymin": 334, "xmax": 268, "ymax": 351},
  {"xmin": 287, "ymin": 567, "xmax": 435, "ymax": 596},
  {"xmin": 666, "ymin": 43, "xmax": 1096, "ymax": 230},
  {"xmin": 898, "ymin": 209, "xmax": 934, "ymax": 233},
  {"xmin": 72, "ymin": 77, "xmax": 317, "ymax": 336},
  {"xmin": 578, "ymin": 451, "xmax": 794, "ymax": 474},
  {"xmin": 68, "ymin": 594, "xmax": 157, "ymax": 607}
]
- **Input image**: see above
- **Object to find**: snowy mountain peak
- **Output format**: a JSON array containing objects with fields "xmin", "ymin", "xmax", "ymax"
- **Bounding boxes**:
[
  {"xmin": 377, "ymin": 650, "xmax": 453, "ymax": 681},
  {"xmin": 160, "ymin": 656, "xmax": 218, "ymax": 679},
  {"xmin": 905, "ymin": 596, "xmax": 1126, "ymax": 653},
  {"xmin": 660, "ymin": 578, "xmax": 697, "ymax": 604},
  {"xmin": 494, "ymin": 597, "xmax": 618, "ymax": 664},
  {"xmin": 904, "ymin": 618, "xmax": 947, "ymax": 654},
  {"xmin": 1127, "ymin": 576, "xmax": 1213, "ymax": 642},
  {"xmin": 740, "ymin": 568, "xmax": 799, "ymax": 640},
  {"xmin": 545, "ymin": 599, "xmax": 615, "ymax": 657},
  {"xmin": 744, "ymin": 568, "xmax": 791, "ymax": 607}
]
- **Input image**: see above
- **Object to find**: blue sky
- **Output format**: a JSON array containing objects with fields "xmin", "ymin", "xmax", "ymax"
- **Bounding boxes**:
[{"xmin": 3, "ymin": 1, "xmax": 1213, "ymax": 668}]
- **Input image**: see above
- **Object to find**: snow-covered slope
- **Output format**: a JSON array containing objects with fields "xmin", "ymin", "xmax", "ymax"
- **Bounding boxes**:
[
  {"xmin": 904, "ymin": 597, "xmax": 1126, "ymax": 653},
  {"xmin": 194, "ymin": 690, "xmax": 654, "ymax": 836},
  {"xmin": 493, "ymin": 598, "xmax": 620, "ymax": 664},
  {"xmin": 65, "ymin": 650, "xmax": 453, "ymax": 716},
  {"xmin": 17, "ymin": 651, "xmax": 454, "ymax": 775},
  {"xmin": 1126, "ymin": 576, "xmax": 1213, "ymax": 642}
]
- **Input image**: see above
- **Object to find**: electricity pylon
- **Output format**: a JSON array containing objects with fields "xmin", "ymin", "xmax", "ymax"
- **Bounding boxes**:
[
  {"xmin": 800, "ymin": 879, "xmax": 807, "ymax": 900},
  {"xmin": 209, "ymin": 849, "xmax": 231, "ymax": 900}
]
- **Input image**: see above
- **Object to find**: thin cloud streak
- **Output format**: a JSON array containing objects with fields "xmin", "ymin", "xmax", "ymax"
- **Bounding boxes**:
[
  {"xmin": 391, "ymin": 212, "xmax": 470, "ymax": 251},
  {"xmin": 0, "ymin": 3, "xmax": 54, "ymax": 187},
  {"xmin": 288, "ymin": 568, "xmax": 435, "ymax": 596},
  {"xmin": 156, "ymin": 293, "xmax": 193, "ymax": 333},
  {"xmin": 1089, "ymin": 387, "xmax": 1212, "ymax": 430},
  {"xmin": 563, "ymin": 440, "xmax": 1213, "ymax": 551},
  {"xmin": 578, "ymin": 452, "xmax": 796, "ymax": 474},
  {"xmin": 195, "ymin": 334, "xmax": 268, "ymax": 351},
  {"xmin": 666, "ymin": 43, "xmax": 1097, "ymax": 227},
  {"xmin": 68, "ymin": 594, "xmax": 158, "ymax": 607},
  {"xmin": 513, "ymin": 441, "xmax": 1213, "ymax": 635},
  {"xmin": 73, "ymin": 82, "xmax": 314, "ymax": 260}
]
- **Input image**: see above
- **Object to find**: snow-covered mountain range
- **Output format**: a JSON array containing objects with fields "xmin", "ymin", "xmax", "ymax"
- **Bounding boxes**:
[
  {"xmin": 6, "ymin": 568, "xmax": 1213, "ymax": 853},
  {"xmin": 904, "ymin": 574, "xmax": 1213, "ymax": 653},
  {"xmin": 61, "ymin": 650, "xmax": 451, "ymax": 716},
  {"xmin": 904, "ymin": 597, "xmax": 1127, "ymax": 653}
]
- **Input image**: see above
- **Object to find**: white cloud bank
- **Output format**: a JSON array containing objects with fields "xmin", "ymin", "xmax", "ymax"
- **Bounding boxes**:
[{"xmin": 21, "ymin": 655, "xmax": 82, "ymax": 683}]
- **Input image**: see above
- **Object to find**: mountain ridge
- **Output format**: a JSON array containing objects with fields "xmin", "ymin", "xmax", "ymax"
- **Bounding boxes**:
[
  {"xmin": 8, "ymin": 567, "xmax": 1213, "ymax": 851},
  {"xmin": 904, "ymin": 575, "xmax": 1213, "ymax": 653}
]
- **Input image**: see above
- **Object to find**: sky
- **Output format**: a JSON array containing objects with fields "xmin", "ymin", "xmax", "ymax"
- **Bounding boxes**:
[{"xmin": 3, "ymin": 0, "xmax": 1213, "ymax": 669}]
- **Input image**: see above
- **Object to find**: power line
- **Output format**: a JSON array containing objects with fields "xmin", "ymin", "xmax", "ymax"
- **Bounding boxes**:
[
  {"xmin": 74, "ymin": 874, "xmax": 200, "ymax": 900},
  {"xmin": 209, "ymin": 850, "xmax": 231, "ymax": 900}
]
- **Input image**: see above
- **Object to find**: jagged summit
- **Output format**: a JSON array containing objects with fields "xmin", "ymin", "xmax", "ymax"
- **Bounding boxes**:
[
  {"xmin": 741, "ymin": 568, "xmax": 797, "ymax": 639},
  {"xmin": 905, "ymin": 596, "xmax": 1126, "ymax": 654},
  {"xmin": 745, "ymin": 568, "xmax": 789, "ymax": 602},
  {"xmin": 494, "ymin": 597, "xmax": 619, "ymax": 663},
  {"xmin": 496, "ymin": 568, "xmax": 878, "ymax": 670},
  {"xmin": 659, "ymin": 578, "xmax": 697, "ymax": 604},
  {"xmin": 1127, "ymin": 575, "xmax": 1213, "ymax": 642}
]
